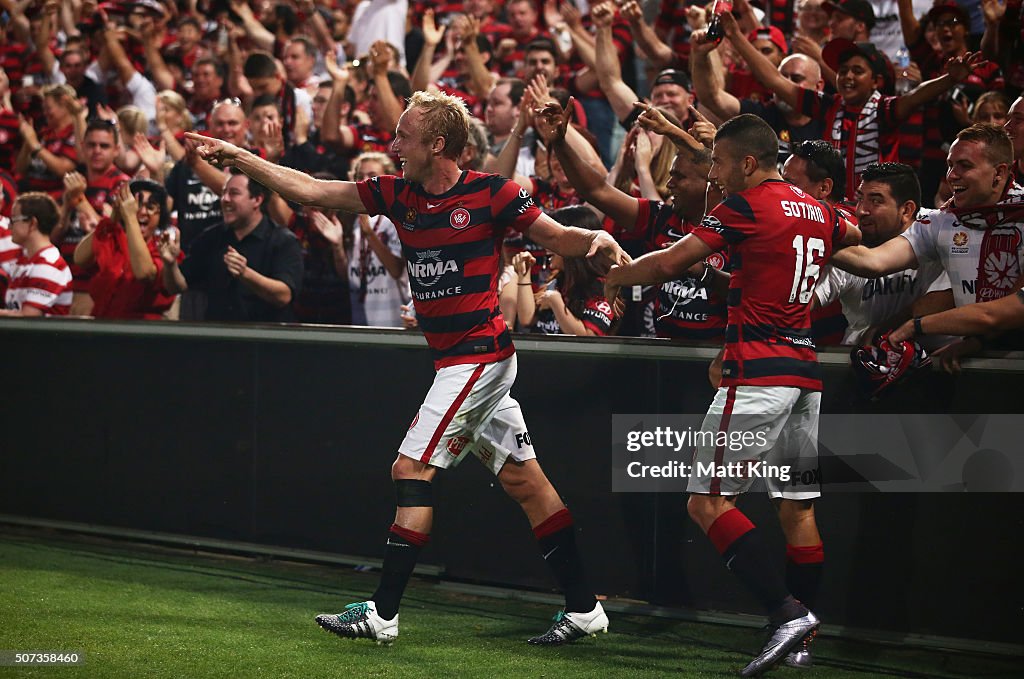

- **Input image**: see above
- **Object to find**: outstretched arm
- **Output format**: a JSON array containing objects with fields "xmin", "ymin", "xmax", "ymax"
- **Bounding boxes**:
[
  {"xmin": 621, "ymin": 0, "xmax": 674, "ymax": 69},
  {"xmin": 894, "ymin": 52, "xmax": 987, "ymax": 122},
  {"xmin": 830, "ymin": 237, "xmax": 918, "ymax": 278},
  {"xmin": 535, "ymin": 98, "xmax": 639, "ymax": 230},
  {"xmin": 185, "ymin": 133, "xmax": 367, "ymax": 212},
  {"xmin": 229, "ymin": 0, "xmax": 275, "ymax": 51},
  {"xmin": 896, "ymin": 0, "xmax": 924, "ymax": 48},
  {"xmin": 592, "ymin": 3, "xmax": 641, "ymax": 123},
  {"xmin": 525, "ymin": 212, "xmax": 629, "ymax": 270},
  {"xmin": 604, "ymin": 234, "xmax": 714, "ymax": 304},
  {"xmin": 721, "ymin": 13, "xmax": 801, "ymax": 110},
  {"xmin": 891, "ymin": 288, "xmax": 1024, "ymax": 342},
  {"xmin": 689, "ymin": 29, "xmax": 740, "ymax": 122}
]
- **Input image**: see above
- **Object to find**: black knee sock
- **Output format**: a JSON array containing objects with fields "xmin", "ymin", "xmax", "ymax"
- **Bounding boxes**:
[
  {"xmin": 785, "ymin": 543, "xmax": 824, "ymax": 609},
  {"xmin": 708, "ymin": 509, "xmax": 806, "ymax": 625},
  {"xmin": 371, "ymin": 524, "xmax": 429, "ymax": 620},
  {"xmin": 534, "ymin": 509, "xmax": 596, "ymax": 613}
]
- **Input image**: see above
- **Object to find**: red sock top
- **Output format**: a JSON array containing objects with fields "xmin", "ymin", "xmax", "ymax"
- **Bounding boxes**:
[
  {"xmin": 390, "ymin": 523, "xmax": 430, "ymax": 547},
  {"xmin": 786, "ymin": 542, "xmax": 825, "ymax": 564},
  {"xmin": 707, "ymin": 508, "xmax": 755, "ymax": 555},
  {"xmin": 533, "ymin": 508, "xmax": 574, "ymax": 540}
]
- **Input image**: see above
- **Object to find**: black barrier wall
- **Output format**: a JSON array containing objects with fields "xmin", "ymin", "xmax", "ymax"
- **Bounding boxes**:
[{"xmin": 2, "ymin": 320, "xmax": 1023, "ymax": 643}]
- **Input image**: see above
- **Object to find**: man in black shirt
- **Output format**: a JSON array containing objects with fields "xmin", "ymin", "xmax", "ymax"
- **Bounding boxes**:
[{"xmin": 159, "ymin": 172, "xmax": 303, "ymax": 323}]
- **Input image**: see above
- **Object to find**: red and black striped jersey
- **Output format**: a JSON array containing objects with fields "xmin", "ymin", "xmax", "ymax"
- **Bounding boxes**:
[
  {"xmin": 0, "ymin": 41, "xmax": 30, "ymax": 88},
  {"xmin": 529, "ymin": 176, "xmax": 581, "ymax": 213},
  {"xmin": 691, "ymin": 180, "xmax": 848, "ymax": 390},
  {"xmin": 18, "ymin": 123, "xmax": 78, "ymax": 199},
  {"xmin": 346, "ymin": 123, "xmax": 398, "ymax": 164},
  {"xmin": 357, "ymin": 170, "xmax": 542, "ymax": 369},
  {"xmin": 632, "ymin": 198, "xmax": 729, "ymax": 341}
]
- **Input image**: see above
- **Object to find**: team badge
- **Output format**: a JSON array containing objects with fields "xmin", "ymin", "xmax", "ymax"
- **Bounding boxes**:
[
  {"xmin": 951, "ymin": 231, "xmax": 969, "ymax": 254},
  {"xmin": 450, "ymin": 207, "xmax": 472, "ymax": 229},
  {"xmin": 405, "ymin": 207, "xmax": 418, "ymax": 223},
  {"xmin": 447, "ymin": 436, "xmax": 469, "ymax": 456},
  {"xmin": 706, "ymin": 253, "xmax": 725, "ymax": 270}
]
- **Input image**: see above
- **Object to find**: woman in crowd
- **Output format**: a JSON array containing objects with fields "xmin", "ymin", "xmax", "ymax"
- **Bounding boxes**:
[
  {"xmin": 515, "ymin": 205, "xmax": 617, "ymax": 337},
  {"xmin": 73, "ymin": 179, "xmax": 177, "ymax": 319},
  {"xmin": 15, "ymin": 84, "xmax": 80, "ymax": 200}
]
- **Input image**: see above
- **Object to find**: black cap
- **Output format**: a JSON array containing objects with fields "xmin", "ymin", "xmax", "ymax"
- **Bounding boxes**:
[
  {"xmin": 652, "ymin": 69, "xmax": 691, "ymax": 91},
  {"xmin": 823, "ymin": 0, "xmax": 877, "ymax": 30}
]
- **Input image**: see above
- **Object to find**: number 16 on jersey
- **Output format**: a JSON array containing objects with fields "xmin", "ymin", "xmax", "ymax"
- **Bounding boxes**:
[{"xmin": 789, "ymin": 235, "xmax": 825, "ymax": 304}]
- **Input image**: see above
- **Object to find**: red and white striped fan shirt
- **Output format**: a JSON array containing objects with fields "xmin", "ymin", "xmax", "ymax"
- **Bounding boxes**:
[{"xmin": 4, "ymin": 244, "xmax": 72, "ymax": 315}]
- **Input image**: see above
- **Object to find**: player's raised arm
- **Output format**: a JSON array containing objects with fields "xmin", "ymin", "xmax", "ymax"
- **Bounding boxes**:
[
  {"xmin": 183, "ymin": 132, "xmax": 367, "ymax": 213},
  {"xmin": 525, "ymin": 212, "xmax": 629, "ymax": 272}
]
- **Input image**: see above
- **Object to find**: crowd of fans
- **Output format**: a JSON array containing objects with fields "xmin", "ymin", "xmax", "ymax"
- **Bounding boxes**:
[{"xmin": 0, "ymin": 0, "xmax": 1022, "ymax": 365}]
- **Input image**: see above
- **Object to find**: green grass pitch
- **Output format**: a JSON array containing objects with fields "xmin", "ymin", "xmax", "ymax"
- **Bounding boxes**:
[{"xmin": 0, "ymin": 529, "xmax": 1015, "ymax": 678}]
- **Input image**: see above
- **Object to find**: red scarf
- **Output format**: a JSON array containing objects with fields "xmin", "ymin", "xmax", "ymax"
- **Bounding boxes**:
[{"xmin": 950, "ymin": 183, "xmax": 1024, "ymax": 302}]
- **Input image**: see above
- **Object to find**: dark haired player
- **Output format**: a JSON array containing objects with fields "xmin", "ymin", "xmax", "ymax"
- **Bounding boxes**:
[
  {"xmin": 603, "ymin": 113, "xmax": 859, "ymax": 676},
  {"xmin": 184, "ymin": 89, "xmax": 627, "ymax": 646}
]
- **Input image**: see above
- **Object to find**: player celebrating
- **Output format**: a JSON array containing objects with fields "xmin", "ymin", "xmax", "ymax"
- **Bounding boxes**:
[
  {"xmin": 183, "ymin": 90, "xmax": 626, "ymax": 646},
  {"xmin": 594, "ymin": 113, "xmax": 859, "ymax": 676}
]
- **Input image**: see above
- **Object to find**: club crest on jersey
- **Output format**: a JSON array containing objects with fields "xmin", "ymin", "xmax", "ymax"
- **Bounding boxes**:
[
  {"xmin": 446, "ymin": 435, "xmax": 469, "ymax": 456},
  {"xmin": 951, "ymin": 231, "xmax": 969, "ymax": 253},
  {"xmin": 402, "ymin": 207, "xmax": 418, "ymax": 231},
  {"xmin": 409, "ymin": 249, "xmax": 459, "ymax": 286},
  {"xmin": 450, "ymin": 207, "xmax": 472, "ymax": 229},
  {"xmin": 788, "ymin": 185, "xmax": 806, "ymax": 198},
  {"xmin": 706, "ymin": 253, "xmax": 725, "ymax": 270}
]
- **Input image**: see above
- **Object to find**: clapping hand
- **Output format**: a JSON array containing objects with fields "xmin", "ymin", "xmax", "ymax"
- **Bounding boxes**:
[{"xmin": 224, "ymin": 245, "xmax": 248, "ymax": 278}]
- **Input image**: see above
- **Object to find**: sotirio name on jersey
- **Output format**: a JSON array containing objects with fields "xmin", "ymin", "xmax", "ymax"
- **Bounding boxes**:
[{"xmin": 780, "ymin": 200, "xmax": 826, "ymax": 223}]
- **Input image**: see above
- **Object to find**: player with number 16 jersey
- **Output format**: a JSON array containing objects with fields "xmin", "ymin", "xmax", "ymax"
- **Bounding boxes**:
[{"xmin": 691, "ymin": 180, "xmax": 848, "ymax": 390}]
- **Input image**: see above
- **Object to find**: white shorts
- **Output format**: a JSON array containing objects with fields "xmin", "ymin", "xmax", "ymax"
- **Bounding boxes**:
[
  {"xmin": 399, "ymin": 355, "xmax": 536, "ymax": 475},
  {"xmin": 687, "ymin": 385, "xmax": 821, "ymax": 500}
]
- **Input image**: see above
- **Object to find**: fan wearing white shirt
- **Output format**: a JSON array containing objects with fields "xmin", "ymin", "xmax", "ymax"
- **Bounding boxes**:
[{"xmin": 814, "ymin": 161, "xmax": 952, "ymax": 346}]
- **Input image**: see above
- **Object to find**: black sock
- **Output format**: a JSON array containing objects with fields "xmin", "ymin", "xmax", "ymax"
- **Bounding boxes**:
[
  {"xmin": 785, "ymin": 543, "xmax": 824, "ymax": 609},
  {"xmin": 371, "ymin": 524, "xmax": 428, "ymax": 620},
  {"xmin": 708, "ymin": 509, "xmax": 805, "ymax": 623},
  {"xmin": 534, "ymin": 509, "xmax": 595, "ymax": 613}
]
